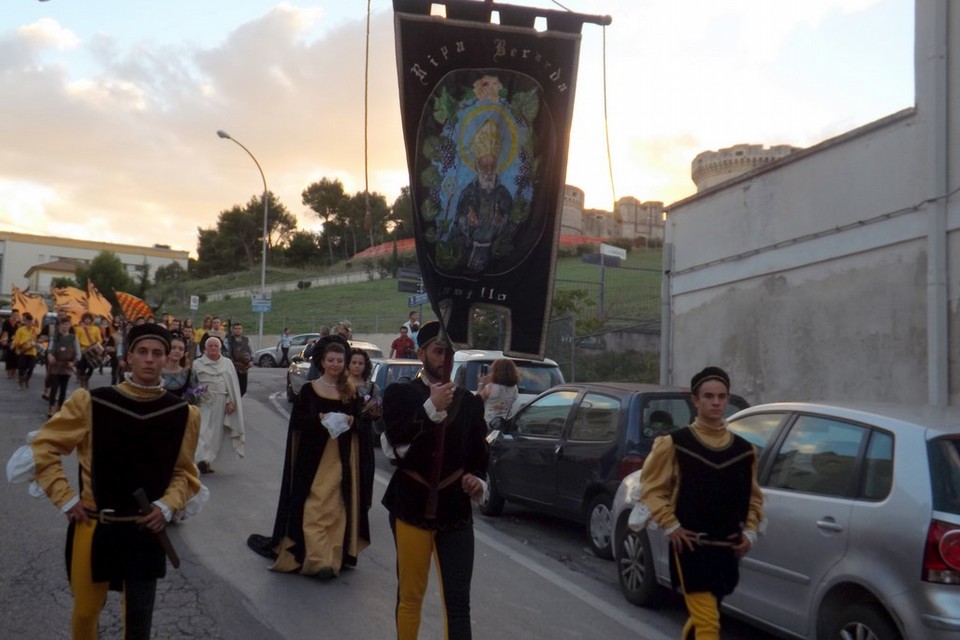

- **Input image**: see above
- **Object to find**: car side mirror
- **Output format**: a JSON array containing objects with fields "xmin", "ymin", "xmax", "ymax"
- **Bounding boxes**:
[{"xmin": 489, "ymin": 416, "xmax": 513, "ymax": 434}]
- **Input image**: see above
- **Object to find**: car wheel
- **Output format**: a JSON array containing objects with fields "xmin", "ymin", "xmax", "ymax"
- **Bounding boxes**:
[
  {"xmin": 822, "ymin": 602, "xmax": 901, "ymax": 640},
  {"xmin": 615, "ymin": 520, "xmax": 661, "ymax": 606},
  {"xmin": 259, "ymin": 354, "xmax": 276, "ymax": 368},
  {"xmin": 286, "ymin": 378, "xmax": 295, "ymax": 403},
  {"xmin": 479, "ymin": 474, "xmax": 505, "ymax": 516},
  {"xmin": 587, "ymin": 493, "xmax": 614, "ymax": 559}
]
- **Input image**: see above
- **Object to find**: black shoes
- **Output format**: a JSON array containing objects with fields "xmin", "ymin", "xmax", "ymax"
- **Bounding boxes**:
[
  {"xmin": 197, "ymin": 461, "xmax": 214, "ymax": 474},
  {"xmin": 246, "ymin": 534, "xmax": 278, "ymax": 560}
]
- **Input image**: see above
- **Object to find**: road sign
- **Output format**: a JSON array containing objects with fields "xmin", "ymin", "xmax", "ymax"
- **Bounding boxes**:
[
  {"xmin": 600, "ymin": 243, "xmax": 627, "ymax": 260},
  {"xmin": 251, "ymin": 293, "xmax": 271, "ymax": 313},
  {"xmin": 408, "ymin": 292, "xmax": 430, "ymax": 307},
  {"xmin": 397, "ymin": 267, "xmax": 423, "ymax": 294},
  {"xmin": 189, "ymin": 295, "xmax": 199, "ymax": 311}
]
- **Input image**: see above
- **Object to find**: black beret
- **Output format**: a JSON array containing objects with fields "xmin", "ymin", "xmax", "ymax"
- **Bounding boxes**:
[
  {"xmin": 691, "ymin": 366, "xmax": 730, "ymax": 393},
  {"xmin": 126, "ymin": 323, "xmax": 172, "ymax": 354},
  {"xmin": 416, "ymin": 320, "xmax": 446, "ymax": 349}
]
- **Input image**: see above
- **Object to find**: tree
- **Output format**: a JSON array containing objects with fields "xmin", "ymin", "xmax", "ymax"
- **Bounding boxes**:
[
  {"xmin": 155, "ymin": 261, "xmax": 187, "ymax": 284},
  {"xmin": 193, "ymin": 191, "xmax": 297, "ymax": 276},
  {"xmin": 390, "ymin": 187, "xmax": 415, "ymax": 240},
  {"xmin": 284, "ymin": 231, "xmax": 321, "ymax": 268},
  {"xmin": 75, "ymin": 251, "xmax": 135, "ymax": 306},
  {"xmin": 135, "ymin": 260, "xmax": 151, "ymax": 297},
  {"xmin": 302, "ymin": 178, "xmax": 348, "ymax": 265}
]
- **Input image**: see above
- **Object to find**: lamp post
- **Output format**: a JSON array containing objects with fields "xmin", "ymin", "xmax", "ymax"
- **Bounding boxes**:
[{"xmin": 217, "ymin": 129, "xmax": 268, "ymax": 350}]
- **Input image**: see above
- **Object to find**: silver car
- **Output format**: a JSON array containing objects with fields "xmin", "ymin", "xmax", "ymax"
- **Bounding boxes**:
[
  {"xmin": 612, "ymin": 402, "xmax": 960, "ymax": 640},
  {"xmin": 253, "ymin": 332, "xmax": 319, "ymax": 368},
  {"xmin": 285, "ymin": 340, "xmax": 383, "ymax": 402}
]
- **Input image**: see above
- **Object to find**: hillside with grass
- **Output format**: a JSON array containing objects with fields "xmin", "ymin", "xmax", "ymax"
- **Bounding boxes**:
[{"xmin": 156, "ymin": 248, "xmax": 663, "ymax": 337}]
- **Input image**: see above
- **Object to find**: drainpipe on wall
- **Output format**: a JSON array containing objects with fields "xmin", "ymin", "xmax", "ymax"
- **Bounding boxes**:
[
  {"xmin": 927, "ymin": 0, "xmax": 949, "ymax": 407},
  {"xmin": 660, "ymin": 242, "xmax": 674, "ymax": 386}
]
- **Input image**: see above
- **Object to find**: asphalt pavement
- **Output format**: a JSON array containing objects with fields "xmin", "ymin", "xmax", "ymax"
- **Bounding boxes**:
[{"xmin": 1, "ymin": 365, "xmax": 772, "ymax": 640}]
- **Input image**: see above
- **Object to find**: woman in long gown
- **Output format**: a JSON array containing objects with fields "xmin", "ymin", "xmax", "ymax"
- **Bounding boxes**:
[
  {"xmin": 348, "ymin": 347, "xmax": 382, "ymax": 450},
  {"xmin": 246, "ymin": 335, "xmax": 374, "ymax": 579}
]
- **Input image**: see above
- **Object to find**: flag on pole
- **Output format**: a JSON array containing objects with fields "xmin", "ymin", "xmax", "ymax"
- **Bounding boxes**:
[
  {"xmin": 115, "ymin": 291, "xmax": 152, "ymax": 321},
  {"xmin": 11, "ymin": 286, "xmax": 49, "ymax": 326},
  {"xmin": 51, "ymin": 286, "xmax": 88, "ymax": 325},
  {"xmin": 86, "ymin": 281, "xmax": 114, "ymax": 320},
  {"xmin": 393, "ymin": 0, "xmax": 599, "ymax": 358}
]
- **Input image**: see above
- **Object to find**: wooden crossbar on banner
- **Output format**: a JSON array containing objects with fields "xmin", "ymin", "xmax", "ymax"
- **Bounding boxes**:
[{"xmin": 393, "ymin": 0, "xmax": 611, "ymax": 32}]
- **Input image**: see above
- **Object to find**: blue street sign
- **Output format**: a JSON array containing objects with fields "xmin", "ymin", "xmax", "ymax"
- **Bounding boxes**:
[{"xmin": 407, "ymin": 292, "xmax": 430, "ymax": 307}]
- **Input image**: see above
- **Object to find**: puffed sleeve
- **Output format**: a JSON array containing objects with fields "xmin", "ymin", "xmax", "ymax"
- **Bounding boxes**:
[
  {"xmin": 639, "ymin": 434, "xmax": 681, "ymax": 532},
  {"xmin": 31, "ymin": 388, "xmax": 93, "ymax": 510}
]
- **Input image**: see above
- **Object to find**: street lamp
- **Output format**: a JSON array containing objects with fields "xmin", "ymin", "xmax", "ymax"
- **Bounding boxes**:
[{"xmin": 217, "ymin": 129, "xmax": 268, "ymax": 350}]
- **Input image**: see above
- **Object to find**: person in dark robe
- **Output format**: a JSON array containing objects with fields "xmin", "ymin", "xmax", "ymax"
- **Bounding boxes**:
[{"xmin": 246, "ymin": 334, "xmax": 375, "ymax": 579}]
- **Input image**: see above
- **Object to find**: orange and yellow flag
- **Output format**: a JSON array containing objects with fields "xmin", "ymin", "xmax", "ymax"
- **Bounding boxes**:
[
  {"xmin": 11, "ymin": 286, "xmax": 49, "ymax": 326},
  {"xmin": 86, "ymin": 281, "xmax": 114, "ymax": 320},
  {"xmin": 51, "ymin": 286, "xmax": 87, "ymax": 325},
  {"xmin": 115, "ymin": 291, "xmax": 152, "ymax": 321}
]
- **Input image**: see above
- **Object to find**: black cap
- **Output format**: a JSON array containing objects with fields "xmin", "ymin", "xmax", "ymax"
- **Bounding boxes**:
[
  {"xmin": 690, "ymin": 366, "xmax": 730, "ymax": 394},
  {"xmin": 416, "ymin": 320, "xmax": 446, "ymax": 349},
  {"xmin": 126, "ymin": 323, "xmax": 172, "ymax": 354}
]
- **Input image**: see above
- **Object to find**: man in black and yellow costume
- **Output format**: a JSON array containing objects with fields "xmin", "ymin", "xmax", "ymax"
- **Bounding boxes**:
[
  {"xmin": 640, "ymin": 366, "xmax": 764, "ymax": 640},
  {"xmin": 381, "ymin": 321, "xmax": 489, "ymax": 640},
  {"xmin": 26, "ymin": 323, "xmax": 200, "ymax": 640}
]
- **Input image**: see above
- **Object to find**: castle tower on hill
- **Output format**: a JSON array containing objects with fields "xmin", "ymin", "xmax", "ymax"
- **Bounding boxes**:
[
  {"xmin": 560, "ymin": 184, "xmax": 664, "ymax": 245},
  {"xmin": 692, "ymin": 143, "xmax": 801, "ymax": 191},
  {"xmin": 561, "ymin": 185, "xmax": 586, "ymax": 235}
]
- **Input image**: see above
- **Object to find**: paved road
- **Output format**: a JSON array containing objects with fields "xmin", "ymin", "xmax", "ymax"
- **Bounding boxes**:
[{"xmin": 1, "ymin": 366, "xmax": 776, "ymax": 639}]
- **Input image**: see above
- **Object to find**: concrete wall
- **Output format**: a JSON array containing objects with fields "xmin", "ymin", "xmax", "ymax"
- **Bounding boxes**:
[{"xmin": 663, "ymin": 0, "xmax": 959, "ymax": 406}]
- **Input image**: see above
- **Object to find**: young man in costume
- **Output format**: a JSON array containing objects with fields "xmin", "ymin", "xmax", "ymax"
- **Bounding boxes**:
[
  {"xmin": 639, "ymin": 366, "xmax": 764, "ymax": 640},
  {"xmin": 15, "ymin": 324, "xmax": 201, "ymax": 640},
  {"xmin": 381, "ymin": 321, "xmax": 489, "ymax": 640}
]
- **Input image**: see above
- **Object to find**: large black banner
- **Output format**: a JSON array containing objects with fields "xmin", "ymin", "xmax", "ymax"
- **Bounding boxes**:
[{"xmin": 394, "ymin": 0, "xmax": 595, "ymax": 359}]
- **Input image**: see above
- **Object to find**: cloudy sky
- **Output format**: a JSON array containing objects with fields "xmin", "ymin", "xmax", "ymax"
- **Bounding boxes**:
[{"xmin": 1, "ymin": 0, "xmax": 914, "ymax": 256}]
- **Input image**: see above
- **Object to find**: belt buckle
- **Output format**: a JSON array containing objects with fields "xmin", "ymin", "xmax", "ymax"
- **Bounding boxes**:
[{"xmin": 98, "ymin": 508, "xmax": 115, "ymax": 524}]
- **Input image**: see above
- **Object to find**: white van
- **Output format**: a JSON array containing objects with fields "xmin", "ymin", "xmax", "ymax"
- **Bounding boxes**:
[{"xmin": 449, "ymin": 349, "xmax": 564, "ymax": 417}]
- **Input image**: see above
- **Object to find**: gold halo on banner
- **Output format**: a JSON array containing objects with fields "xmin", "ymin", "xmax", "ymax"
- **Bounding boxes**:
[{"xmin": 458, "ymin": 103, "xmax": 518, "ymax": 173}]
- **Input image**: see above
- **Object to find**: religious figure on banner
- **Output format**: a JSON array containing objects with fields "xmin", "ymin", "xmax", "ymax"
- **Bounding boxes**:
[
  {"xmin": 454, "ymin": 118, "xmax": 514, "ymax": 272},
  {"xmin": 420, "ymin": 72, "xmax": 554, "ymax": 276}
]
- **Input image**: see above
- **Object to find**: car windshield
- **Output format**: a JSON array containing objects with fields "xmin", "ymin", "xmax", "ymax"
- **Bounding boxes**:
[
  {"xmin": 461, "ymin": 361, "xmax": 563, "ymax": 394},
  {"xmin": 928, "ymin": 436, "xmax": 960, "ymax": 516},
  {"xmin": 380, "ymin": 363, "xmax": 422, "ymax": 386}
]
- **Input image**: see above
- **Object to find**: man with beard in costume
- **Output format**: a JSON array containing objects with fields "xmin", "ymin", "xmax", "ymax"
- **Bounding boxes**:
[
  {"xmin": 454, "ymin": 118, "xmax": 513, "ymax": 273},
  {"xmin": 8, "ymin": 323, "xmax": 200, "ymax": 640},
  {"xmin": 381, "ymin": 321, "xmax": 489, "ymax": 639}
]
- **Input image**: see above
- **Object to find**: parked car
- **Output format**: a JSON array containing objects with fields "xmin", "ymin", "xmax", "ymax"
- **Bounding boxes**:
[
  {"xmin": 285, "ymin": 340, "xmax": 382, "ymax": 402},
  {"xmin": 253, "ymin": 332, "xmax": 319, "ymax": 368},
  {"xmin": 450, "ymin": 349, "xmax": 565, "ymax": 416},
  {"xmin": 482, "ymin": 382, "xmax": 749, "ymax": 559},
  {"xmin": 612, "ymin": 401, "xmax": 960, "ymax": 640},
  {"xmin": 367, "ymin": 357, "xmax": 423, "ymax": 437}
]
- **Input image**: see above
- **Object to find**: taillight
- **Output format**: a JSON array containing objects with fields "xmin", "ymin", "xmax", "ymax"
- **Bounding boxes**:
[
  {"xmin": 923, "ymin": 520, "xmax": 960, "ymax": 584},
  {"xmin": 617, "ymin": 455, "xmax": 644, "ymax": 481}
]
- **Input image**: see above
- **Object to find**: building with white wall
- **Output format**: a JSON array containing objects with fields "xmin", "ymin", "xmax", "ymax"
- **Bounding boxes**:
[
  {"xmin": 0, "ymin": 232, "xmax": 189, "ymax": 300},
  {"xmin": 661, "ymin": 0, "xmax": 958, "ymax": 407}
]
